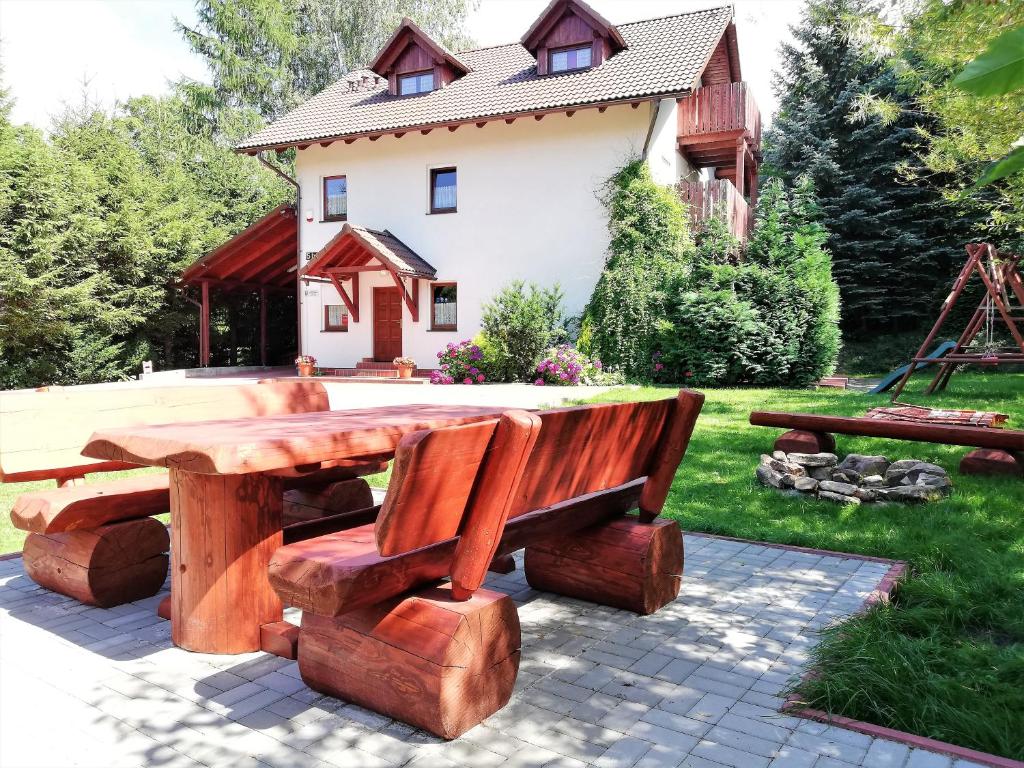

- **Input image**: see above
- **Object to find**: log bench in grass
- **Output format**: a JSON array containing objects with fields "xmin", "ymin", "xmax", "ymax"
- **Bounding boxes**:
[
  {"xmin": 749, "ymin": 411, "xmax": 1024, "ymax": 477},
  {"xmin": 1, "ymin": 381, "xmax": 385, "ymax": 608},
  {"xmin": 267, "ymin": 389, "xmax": 705, "ymax": 739}
]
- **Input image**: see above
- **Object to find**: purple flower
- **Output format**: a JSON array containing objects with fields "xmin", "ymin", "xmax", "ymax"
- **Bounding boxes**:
[
  {"xmin": 594, "ymin": 360, "xmax": 603, "ymax": 369},
  {"xmin": 534, "ymin": 378, "xmax": 545, "ymax": 386}
]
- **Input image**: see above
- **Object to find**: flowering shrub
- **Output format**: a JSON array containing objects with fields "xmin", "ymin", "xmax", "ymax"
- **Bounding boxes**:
[
  {"xmin": 534, "ymin": 344, "xmax": 584, "ymax": 386},
  {"xmin": 392, "ymin": 356, "xmax": 416, "ymax": 368},
  {"xmin": 430, "ymin": 340, "xmax": 487, "ymax": 385}
]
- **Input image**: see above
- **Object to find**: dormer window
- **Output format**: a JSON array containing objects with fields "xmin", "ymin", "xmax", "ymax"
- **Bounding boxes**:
[
  {"xmin": 550, "ymin": 44, "xmax": 592, "ymax": 73},
  {"xmin": 521, "ymin": 0, "xmax": 625, "ymax": 77},
  {"xmin": 399, "ymin": 70, "xmax": 435, "ymax": 95},
  {"xmin": 369, "ymin": 17, "xmax": 470, "ymax": 97}
]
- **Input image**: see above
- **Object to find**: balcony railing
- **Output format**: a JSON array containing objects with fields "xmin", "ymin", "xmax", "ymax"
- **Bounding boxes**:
[
  {"xmin": 679, "ymin": 178, "xmax": 752, "ymax": 241},
  {"xmin": 678, "ymin": 82, "xmax": 761, "ymax": 147}
]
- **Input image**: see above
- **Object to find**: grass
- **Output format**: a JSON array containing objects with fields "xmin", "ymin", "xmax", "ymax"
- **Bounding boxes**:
[
  {"xmin": 576, "ymin": 370, "xmax": 1024, "ymax": 761},
  {"xmin": 1, "ymin": 371, "xmax": 1021, "ymax": 758}
]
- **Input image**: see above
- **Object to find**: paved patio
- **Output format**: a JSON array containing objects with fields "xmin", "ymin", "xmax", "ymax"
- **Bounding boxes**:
[{"xmin": 0, "ymin": 535, "xmax": 985, "ymax": 768}]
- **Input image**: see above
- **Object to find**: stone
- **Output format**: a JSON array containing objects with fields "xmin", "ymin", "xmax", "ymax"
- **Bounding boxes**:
[
  {"xmin": 760, "ymin": 455, "xmax": 806, "ymax": 477},
  {"xmin": 756, "ymin": 465, "xmax": 788, "ymax": 489},
  {"xmin": 853, "ymin": 487, "xmax": 878, "ymax": 502},
  {"xmin": 915, "ymin": 473, "xmax": 951, "ymax": 488},
  {"xmin": 772, "ymin": 450, "xmax": 788, "ymax": 461},
  {"xmin": 787, "ymin": 452, "xmax": 838, "ymax": 468},
  {"xmin": 884, "ymin": 459, "xmax": 924, "ymax": 486},
  {"xmin": 830, "ymin": 468, "xmax": 861, "ymax": 485},
  {"xmin": 809, "ymin": 467, "xmax": 832, "ymax": 481},
  {"xmin": 794, "ymin": 477, "xmax": 818, "ymax": 492},
  {"xmin": 861, "ymin": 475, "xmax": 885, "ymax": 488},
  {"xmin": 818, "ymin": 490, "xmax": 861, "ymax": 505},
  {"xmin": 901, "ymin": 464, "xmax": 949, "ymax": 487},
  {"xmin": 838, "ymin": 454, "xmax": 890, "ymax": 477},
  {"xmin": 818, "ymin": 480, "xmax": 858, "ymax": 496},
  {"xmin": 877, "ymin": 486, "xmax": 945, "ymax": 504}
]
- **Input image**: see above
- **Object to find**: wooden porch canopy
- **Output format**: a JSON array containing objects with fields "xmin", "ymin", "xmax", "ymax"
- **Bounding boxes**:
[
  {"xmin": 179, "ymin": 205, "xmax": 298, "ymax": 366},
  {"xmin": 300, "ymin": 223, "xmax": 436, "ymax": 323}
]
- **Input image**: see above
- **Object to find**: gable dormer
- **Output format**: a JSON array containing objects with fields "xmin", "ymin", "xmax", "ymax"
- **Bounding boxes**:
[
  {"xmin": 521, "ymin": 0, "xmax": 626, "ymax": 76},
  {"xmin": 699, "ymin": 22, "xmax": 741, "ymax": 87},
  {"xmin": 370, "ymin": 17, "xmax": 470, "ymax": 96}
]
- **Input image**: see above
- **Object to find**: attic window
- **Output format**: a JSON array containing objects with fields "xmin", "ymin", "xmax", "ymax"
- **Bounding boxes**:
[
  {"xmin": 550, "ymin": 44, "xmax": 592, "ymax": 73},
  {"xmin": 399, "ymin": 70, "xmax": 434, "ymax": 95}
]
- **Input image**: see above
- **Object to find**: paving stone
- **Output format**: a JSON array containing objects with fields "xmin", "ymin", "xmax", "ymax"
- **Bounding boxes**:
[{"xmin": 0, "ymin": 535, "xmax": 972, "ymax": 768}]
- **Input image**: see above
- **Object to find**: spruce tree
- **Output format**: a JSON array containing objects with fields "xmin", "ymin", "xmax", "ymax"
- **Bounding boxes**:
[{"xmin": 765, "ymin": 0, "xmax": 967, "ymax": 339}]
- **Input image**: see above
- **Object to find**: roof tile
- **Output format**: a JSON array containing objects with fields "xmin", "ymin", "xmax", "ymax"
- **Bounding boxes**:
[{"xmin": 237, "ymin": 7, "xmax": 732, "ymax": 150}]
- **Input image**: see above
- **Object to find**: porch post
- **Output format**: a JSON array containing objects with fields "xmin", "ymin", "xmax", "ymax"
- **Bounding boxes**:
[
  {"xmin": 259, "ymin": 287, "xmax": 268, "ymax": 366},
  {"xmin": 200, "ymin": 280, "xmax": 211, "ymax": 367},
  {"xmin": 734, "ymin": 139, "xmax": 746, "ymax": 199}
]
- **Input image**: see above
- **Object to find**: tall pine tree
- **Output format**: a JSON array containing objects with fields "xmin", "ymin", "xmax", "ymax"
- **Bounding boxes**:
[{"xmin": 765, "ymin": 0, "xmax": 967, "ymax": 339}]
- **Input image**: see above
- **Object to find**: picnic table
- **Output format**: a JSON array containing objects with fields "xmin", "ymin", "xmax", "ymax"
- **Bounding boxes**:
[{"xmin": 82, "ymin": 404, "xmax": 513, "ymax": 654}]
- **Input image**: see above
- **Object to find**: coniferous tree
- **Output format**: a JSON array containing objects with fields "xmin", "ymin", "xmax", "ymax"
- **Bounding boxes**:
[{"xmin": 765, "ymin": 0, "xmax": 968, "ymax": 339}]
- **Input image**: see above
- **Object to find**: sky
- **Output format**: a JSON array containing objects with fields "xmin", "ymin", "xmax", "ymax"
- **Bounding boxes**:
[{"xmin": 0, "ymin": 0, "xmax": 803, "ymax": 132}]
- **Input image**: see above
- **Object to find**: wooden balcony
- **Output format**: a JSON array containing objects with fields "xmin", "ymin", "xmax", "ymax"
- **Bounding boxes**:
[
  {"xmin": 677, "ymin": 82, "xmax": 761, "ymax": 168},
  {"xmin": 679, "ymin": 178, "xmax": 752, "ymax": 241}
]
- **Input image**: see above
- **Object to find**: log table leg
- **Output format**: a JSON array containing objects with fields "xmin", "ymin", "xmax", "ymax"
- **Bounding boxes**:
[
  {"xmin": 774, "ymin": 429, "xmax": 836, "ymax": 455},
  {"xmin": 169, "ymin": 469, "xmax": 284, "ymax": 654}
]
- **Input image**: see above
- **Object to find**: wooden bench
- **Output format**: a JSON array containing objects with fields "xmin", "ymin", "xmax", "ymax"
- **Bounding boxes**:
[
  {"xmin": 749, "ymin": 411, "xmax": 1024, "ymax": 477},
  {"xmin": 1, "ymin": 381, "xmax": 384, "ymax": 607},
  {"xmin": 268, "ymin": 389, "xmax": 704, "ymax": 738}
]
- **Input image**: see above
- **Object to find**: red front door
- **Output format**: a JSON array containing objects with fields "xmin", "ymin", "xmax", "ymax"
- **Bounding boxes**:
[{"xmin": 373, "ymin": 287, "xmax": 403, "ymax": 362}]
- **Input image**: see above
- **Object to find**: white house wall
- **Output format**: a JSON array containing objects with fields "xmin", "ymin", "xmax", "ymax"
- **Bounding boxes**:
[{"xmin": 295, "ymin": 102, "xmax": 689, "ymax": 369}]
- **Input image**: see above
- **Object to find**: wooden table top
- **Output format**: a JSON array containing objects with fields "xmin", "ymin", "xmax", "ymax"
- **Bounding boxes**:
[{"xmin": 82, "ymin": 404, "xmax": 512, "ymax": 475}]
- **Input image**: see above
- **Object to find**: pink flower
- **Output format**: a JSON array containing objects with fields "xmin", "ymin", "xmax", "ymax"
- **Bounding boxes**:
[
  {"xmin": 654, "ymin": 363, "xmax": 664, "ymax": 372},
  {"xmin": 463, "ymin": 377, "xmax": 473, "ymax": 385},
  {"xmin": 534, "ymin": 378, "xmax": 545, "ymax": 386},
  {"xmin": 594, "ymin": 360, "xmax": 603, "ymax": 369},
  {"xmin": 476, "ymin": 374, "xmax": 485, "ymax": 382},
  {"xmin": 685, "ymin": 370, "xmax": 693, "ymax": 377}
]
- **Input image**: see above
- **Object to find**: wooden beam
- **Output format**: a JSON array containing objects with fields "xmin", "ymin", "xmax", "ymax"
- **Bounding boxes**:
[
  {"xmin": 749, "ymin": 411, "xmax": 1024, "ymax": 451},
  {"xmin": 259, "ymin": 287, "xmax": 268, "ymax": 366},
  {"xmin": 329, "ymin": 273, "xmax": 359, "ymax": 323},
  {"xmin": 325, "ymin": 265, "xmax": 388, "ymax": 274},
  {"xmin": 200, "ymin": 280, "xmax": 210, "ymax": 367},
  {"xmin": 389, "ymin": 272, "xmax": 419, "ymax": 322}
]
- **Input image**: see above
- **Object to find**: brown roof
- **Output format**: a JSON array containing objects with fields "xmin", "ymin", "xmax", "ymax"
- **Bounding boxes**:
[
  {"xmin": 301, "ymin": 223, "xmax": 437, "ymax": 280},
  {"xmin": 237, "ymin": 6, "xmax": 733, "ymax": 152},
  {"xmin": 180, "ymin": 205, "xmax": 297, "ymax": 290}
]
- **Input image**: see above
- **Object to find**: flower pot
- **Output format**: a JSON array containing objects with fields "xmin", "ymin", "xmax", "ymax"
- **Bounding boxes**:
[
  {"xmin": 396, "ymin": 366, "xmax": 413, "ymax": 379},
  {"xmin": 297, "ymin": 363, "xmax": 314, "ymax": 377}
]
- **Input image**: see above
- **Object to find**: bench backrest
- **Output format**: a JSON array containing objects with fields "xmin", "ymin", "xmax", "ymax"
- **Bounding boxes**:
[
  {"xmin": 373, "ymin": 390, "xmax": 704, "ymax": 597},
  {"xmin": 0, "ymin": 380, "xmax": 330, "ymax": 483}
]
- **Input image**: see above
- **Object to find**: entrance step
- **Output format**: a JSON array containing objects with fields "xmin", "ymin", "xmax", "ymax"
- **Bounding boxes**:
[
  {"xmin": 355, "ymin": 361, "xmax": 401, "ymax": 371},
  {"xmin": 320, "ymin": 368, "xmax": 399, "ymax": 378}
]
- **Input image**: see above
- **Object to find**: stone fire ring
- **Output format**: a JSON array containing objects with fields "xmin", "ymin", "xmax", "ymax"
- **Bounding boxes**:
[{"xmin": 757, "ymin": 452, "xmax": 953, "ymax": 505}]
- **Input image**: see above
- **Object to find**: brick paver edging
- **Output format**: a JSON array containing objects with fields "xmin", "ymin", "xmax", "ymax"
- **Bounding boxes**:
[{"xmin": 684, "ymin": 532, "xmax": 1024, "ymax": 768}]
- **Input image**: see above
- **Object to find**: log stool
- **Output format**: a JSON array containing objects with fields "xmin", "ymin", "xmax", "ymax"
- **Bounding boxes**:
[
  {"xmin": 524, "ymin": 517, "xmax": 683, "ymax": 615},
  {"xmin": 773, "ymin": 429, "xmax": 836, "ymax": 455},
  {"xmin": 22, "ymin": 517, "xmax": 169, "ymax": 608},
  {"xmin": 298, "ymin": 583, "xmax": 521, "ymax": 739},
  {"xmin": 960, "ymin": 449, "xmax": 1024, "ymax": 478}
]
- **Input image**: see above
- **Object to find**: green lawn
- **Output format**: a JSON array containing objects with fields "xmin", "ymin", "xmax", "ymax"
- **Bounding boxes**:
[
  {"xmin": 578, "ymin": 370, "xmax": 1024, "ymax": 761},
  {"xmin": 1, "ymin": 371, "xmax": 1021, "ymax": 758}
]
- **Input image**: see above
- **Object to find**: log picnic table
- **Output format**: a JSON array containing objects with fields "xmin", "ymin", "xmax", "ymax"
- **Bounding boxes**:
[{"xmin": 81, "ymin": 404, "xmax": 514, "ymax": 655}]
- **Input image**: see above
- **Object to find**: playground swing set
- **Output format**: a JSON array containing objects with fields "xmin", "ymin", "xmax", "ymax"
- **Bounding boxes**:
[{"xmin": 750, "ymin": 244, "xmax": 1024, "ymax": 479}]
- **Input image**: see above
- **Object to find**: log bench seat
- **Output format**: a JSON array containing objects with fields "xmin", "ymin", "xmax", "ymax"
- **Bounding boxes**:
[
  {"xmin": 268, "ymin": 390, "xmax": 705, "ymax": 738},
  {"xmin": 3, "ymin": 381, "xmax": 386, "ymax": 608},
  {"xmin": 749, "ymin": 410, "xmax": 1024, "ymax": 477}
]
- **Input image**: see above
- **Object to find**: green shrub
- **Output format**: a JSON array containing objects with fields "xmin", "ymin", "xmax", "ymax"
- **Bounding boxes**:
[
  {"xmin": 655, "ymin": 177, "xmax": 841, "ymax": 387},
  {"xmin": 480, "ymin": 282, "xmax": 567, "ymax": 382},
  {"xmin": 581, "ymin": 159, "xmax": 694, "ymax": 378}
]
